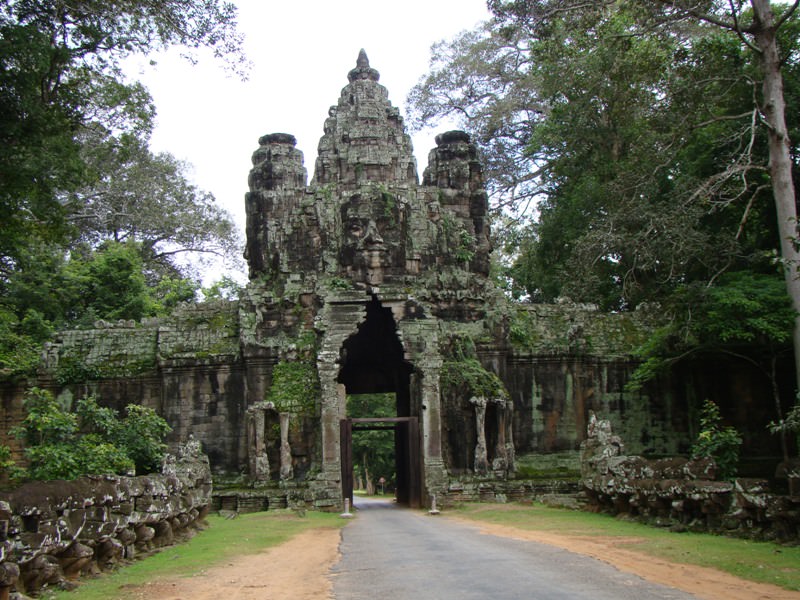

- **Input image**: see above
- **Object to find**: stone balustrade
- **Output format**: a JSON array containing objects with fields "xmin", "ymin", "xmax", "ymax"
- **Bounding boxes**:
[
  {"xmin": 0, "ymin": 440, "xmax": 211, "ymax": 597},
  {"xmin": 580, "ymin": 412, "xmax": 800, "ymax": 541}
]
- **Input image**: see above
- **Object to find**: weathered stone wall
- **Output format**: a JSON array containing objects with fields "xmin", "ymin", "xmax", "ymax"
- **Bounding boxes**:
[
  {"xmin": 580, "ymin": 413, "xmax": 800, "ymax": 542},
  {"xmin": 28, "ymin": 301, "xmax": 246, "ymax": 477}
]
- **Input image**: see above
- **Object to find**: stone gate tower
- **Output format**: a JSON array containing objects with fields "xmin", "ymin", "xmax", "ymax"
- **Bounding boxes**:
[{"xmin": 241, "ymin": 50, "xmax": 502, "ymax": 508}]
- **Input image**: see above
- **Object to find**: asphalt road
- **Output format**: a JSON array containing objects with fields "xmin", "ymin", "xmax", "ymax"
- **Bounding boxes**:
[{"xmin": 331, "ymin": 497, "xmax": 700, "ymax": 600}]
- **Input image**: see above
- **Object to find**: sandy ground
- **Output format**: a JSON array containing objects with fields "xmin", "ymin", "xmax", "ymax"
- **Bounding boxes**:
[
  {"xmin": 124, "ymin": 527, "xmax": 341, "ymax": 600},
  {"xmin": 123, "ymin": 516, "xmax": 800, "ymax": 600}
]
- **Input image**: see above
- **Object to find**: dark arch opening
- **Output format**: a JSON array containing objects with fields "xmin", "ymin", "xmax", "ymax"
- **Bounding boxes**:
[{"xmin": 338, "ymin": 295, "xmax": 419, "ymax": 506}]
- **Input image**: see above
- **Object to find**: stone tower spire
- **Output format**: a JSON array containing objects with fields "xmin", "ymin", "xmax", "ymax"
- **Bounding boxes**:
[
  {"xmin": 348, "ymin": 49, "xmax": 380, "ymax": 82},
  {"xmin": 312, "ymin": 50, "xmax": 417, "ymax": 186}
]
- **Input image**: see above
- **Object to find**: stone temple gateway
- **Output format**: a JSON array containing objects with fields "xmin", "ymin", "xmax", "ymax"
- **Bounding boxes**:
[
  {"xmin": 241, "ymin": 50, "xmax": 500, "ymax": 508},
  {"xmin": 5, "ymin": 51, "xmax": 790, "ymax": 512}
]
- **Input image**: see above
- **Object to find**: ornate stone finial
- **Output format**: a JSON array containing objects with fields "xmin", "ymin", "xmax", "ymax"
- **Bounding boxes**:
[{"xmin": 348, "ymin": 48, "xmax": 380, "ymax": 83}]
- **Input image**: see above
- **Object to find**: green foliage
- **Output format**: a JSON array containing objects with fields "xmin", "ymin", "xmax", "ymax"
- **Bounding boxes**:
[
  {"xmin": 691, "ymin": 400, "xmax": 742, "ymax": 481},
  {"xmin": 769, "ymin": 401, "xmax": 800, "ymax": 436},
  {"xmin": 266, "ymin": 335, "xmax": 320, "ymax": 416},
  {"xmin": 201, "ymin": 276, "xmax": 242, "ymax": 302},
  {"xmin": 113, "ymin": 404, "xmax": 173, "ymax": 474},
  {"xmin": 14, "ymin": 388, "xmax": 78, "ymax": 447},
  {"xmin": 0, "ymin": 445, "xmax": 17, "ymax": 481},
  {"xmin": 441, "ymin": 214, "xmax": 476, "ymax": 264},
  {"xmin": 11, "ymin": 388, "xmax": 171, "ymax": 481},
  {"xmin": 696, "ymin": 272, "xmax": 795, "ymax": 346},
  {"xmin": 628, "ymin": 271, "xmax": 794, "ymax": 391},
  {"xmin": 348, "ymin": 393, "xmax": 396, "ymax": 491},
  {"xmin": 67, "ymin": 241, "xmax": 153, "ymax": 321},
  {"xmin": 267, "ymin": 362, "xmax": 319, "ymax": 415},
  {"xmin": 441, "ymin": 338, "xmax": 508, "ymax": 399},
  {"xmin": 0, "ymin": 1, "xmax": 246, "ymax": 382},
  {"xmin": 409, "ymin": 2, "xmax": 798, "ymax": 310},
  {"xmin": 0, "ymin": 307, "xmax": 48, "ymax": 379},
  {"xmin": 70, "ymin": 134, "xmax": 243, "ymax": 276},
  {"xmin": 508, "ymin": 307, "xmax": 540, "ymax": 351},
  {"xmin": 326, "ymin": 276, "xmax": 353, "ymax": 291}
]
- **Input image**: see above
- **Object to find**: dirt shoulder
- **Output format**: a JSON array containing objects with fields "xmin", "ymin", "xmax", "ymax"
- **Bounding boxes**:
[
  {"xmin": 124, "ymin": 527, "xmax": 341, "ymax": 600},
  {"xmin": 449, "ymin": 517, "xmax": 800, "ymax": 600}
]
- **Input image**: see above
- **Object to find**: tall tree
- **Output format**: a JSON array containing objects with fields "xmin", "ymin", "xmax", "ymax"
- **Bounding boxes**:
[
  {"xmin": 481, "ymin": 0, "xmax": 800, "ymax": 378},
  {"xmin": 0, "ymin": 0, "xmax": 246, "ymax": 379},
  {"xmin": 69, "ymin": 133, "xmax": 241, "ymax": 276}
]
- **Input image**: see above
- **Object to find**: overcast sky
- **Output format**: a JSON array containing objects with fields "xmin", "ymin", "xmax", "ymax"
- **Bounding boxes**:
[{"xmin": 125, "ymin": 0, "xmax": 491, "ymax": 276}]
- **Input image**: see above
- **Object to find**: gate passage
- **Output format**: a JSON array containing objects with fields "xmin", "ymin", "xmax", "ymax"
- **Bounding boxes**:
[{"xmin": 340, "ymin": 417, "xmax": 421, "ymax": 508}]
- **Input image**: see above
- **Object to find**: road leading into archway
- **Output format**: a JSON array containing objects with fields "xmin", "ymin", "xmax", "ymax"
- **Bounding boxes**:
[{"xmin": 330, "ymin": 497, "xmax": 698, "ymax": 600}]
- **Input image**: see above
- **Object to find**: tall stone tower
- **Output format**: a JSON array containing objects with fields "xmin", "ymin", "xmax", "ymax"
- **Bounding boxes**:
[{"xmin": 240, "ymin": 50, "xmax": 502, "ymax": 508}]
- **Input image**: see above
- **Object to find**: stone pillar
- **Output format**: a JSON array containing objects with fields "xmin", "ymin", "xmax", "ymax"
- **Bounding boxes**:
[
  {"xmin": 505, "ymin": 401, "xmax": 516, "ymax": 473},
  {"xmin": 492, "ymin": 398, "xmax": 508, "ymax": 473},
  {"xmin": 279, "ymin": 412, "xmax": 294, "ymax": 480},
  {"xmin": 246, "ymin": 405, "xmax": 270, "ymax": 482},
  {"xmin": 470, "ymin": 396, "xmax": 489, "ymax": 474}
]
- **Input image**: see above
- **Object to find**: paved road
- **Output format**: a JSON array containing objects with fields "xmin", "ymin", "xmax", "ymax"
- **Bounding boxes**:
[{"xmin": 331, "ymin": 497, "xmax": 699, "ymax": 600}]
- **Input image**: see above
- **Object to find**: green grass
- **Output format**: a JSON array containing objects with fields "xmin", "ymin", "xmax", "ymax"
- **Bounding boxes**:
[
  {"xmin": 45, "ymin": 510, "xmax": 345, "ymax": 600},
  {"xmin": 455, "ymin": 503, "xmax": 800, "ymax": 592}
]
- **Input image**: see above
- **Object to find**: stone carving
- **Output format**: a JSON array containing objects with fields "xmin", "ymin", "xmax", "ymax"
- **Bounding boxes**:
[
  {"xmin": 279, "ymin": 412, "xmax": 293, "ymax": 481},
  {"xmin": 580, "ymin": 416, "xmax": 800, "ymax": 541},
  {"xmin": 246, "ymin": 402, "xmax": 274, "ymax": 483},
  {"xmin": 0, "ymin": 440, "xmax": 212, "ymax": 596},
  {"xmin": 469, "ymin": 396, "xmax": 515, "ymax": 477},
  {"xmin": 470, "ymin": 396, "xmax": 489, "ymax": 474}
]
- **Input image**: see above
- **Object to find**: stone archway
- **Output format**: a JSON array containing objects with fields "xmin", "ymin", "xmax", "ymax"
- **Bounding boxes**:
[{"xmin": 336, "ymin": 296, "xmax": 421, "ymax": 507}]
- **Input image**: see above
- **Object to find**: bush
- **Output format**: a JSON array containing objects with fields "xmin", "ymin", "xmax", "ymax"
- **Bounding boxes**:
[
  {"xmin": 691, "ymin": 399, "xmax": 742, "ymax": 480},
  {"xmin": 12, "ymin": 388, "xmax": 171, "ymax": 481}
]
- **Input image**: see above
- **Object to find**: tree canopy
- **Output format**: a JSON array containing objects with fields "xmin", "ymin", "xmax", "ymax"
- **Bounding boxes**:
[
  {"xmin": 408, "ymin": 1, "xmax": 800, "ymax": 312},
  {"xmin": 0, "ymin": 0, "xmax": 246, "ymax": 380},
  {"xmin": 408, "ymin": 0, "xmax": 800, "ymax": 428}
]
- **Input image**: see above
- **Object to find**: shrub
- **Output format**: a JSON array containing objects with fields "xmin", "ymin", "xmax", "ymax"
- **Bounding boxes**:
[
  {"xmin": 691, "ymin": 399, "xmax": 742, "ymax": 480},
  {"xmin": 12, "ymin": 388, "xmax": 170, "ymax": 481}
]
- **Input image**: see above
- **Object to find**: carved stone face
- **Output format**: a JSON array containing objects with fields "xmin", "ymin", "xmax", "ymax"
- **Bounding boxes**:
[{"xmin": 340, "ymin": 192, "xmax": 405, "ymax": 285}]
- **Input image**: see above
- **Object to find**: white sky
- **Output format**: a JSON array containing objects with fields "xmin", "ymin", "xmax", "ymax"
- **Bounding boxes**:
[{"xmin": 124, "ymin": 0, "xmax": 490, "ymax": 278}]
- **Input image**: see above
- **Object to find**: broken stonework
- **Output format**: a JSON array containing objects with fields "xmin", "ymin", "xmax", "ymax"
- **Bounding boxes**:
[
  {"xmin": 0, "ymin": 441, "xmax": 211, "ymax": 597},
  {"xmin": 580, "ymin": 413, "xmax": 800, "ymax": 541}
]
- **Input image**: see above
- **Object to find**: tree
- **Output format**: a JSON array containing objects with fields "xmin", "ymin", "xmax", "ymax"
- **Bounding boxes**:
[
  {"xmin": 691, "ymin": 399, "xmax": 743, "ymax": 480},
  {"xmin": 409, "ymin": 2, "xmax": 795, "ymax": 309},
  {"xmin": 347, "ymin": 393, "xmax": 396, "ymax": 494},
  {"xmin": 485, "ymin": 0, "xmax": 800, "ymax": 363},
  {"xmin": 0, "ymin": 1, "xmax": 246, "ymax": 379},
  {"xmin": 68, "ymin": 134, "xmax": 242, "ymax": 276},
  {"xmin": 0, "ymin": 0, "xmax": 246, "ymax": 276}
]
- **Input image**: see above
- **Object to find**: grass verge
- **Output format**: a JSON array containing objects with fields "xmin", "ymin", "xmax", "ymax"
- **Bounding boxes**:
[
  {"xmin": 45, "ymin": 510, "xmax": 345, "ymax": 600},
  {"xmin": 454, "ymin": 503, "xmax": 800, "ymax": 592}
]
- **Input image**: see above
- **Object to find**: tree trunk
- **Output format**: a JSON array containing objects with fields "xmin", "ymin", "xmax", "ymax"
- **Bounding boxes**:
[
  {"xmin": 751, "ymin": 0, "xmax": 800, "ymax": 393},
  {"xmin": 771, "ymin": 355, "xmax": 791, "ymax": 465}
]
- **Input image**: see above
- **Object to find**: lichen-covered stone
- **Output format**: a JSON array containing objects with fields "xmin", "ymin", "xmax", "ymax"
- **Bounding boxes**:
[
  {"xmin": 0, "ymin": 441, "xmax": 211, "ymax": 596},
  {"xmin": 580, "ymin": 415, "xmax": 799, "ymax": 541}
]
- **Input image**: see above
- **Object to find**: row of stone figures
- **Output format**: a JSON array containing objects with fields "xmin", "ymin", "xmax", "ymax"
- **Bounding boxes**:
[
  {"xmin": 470, "ymin": 396, "xmax": 515, "ymax": 475},
  {"xmin": 246, "ymin": 403, "xmax": 293, "ymax": 483}
]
